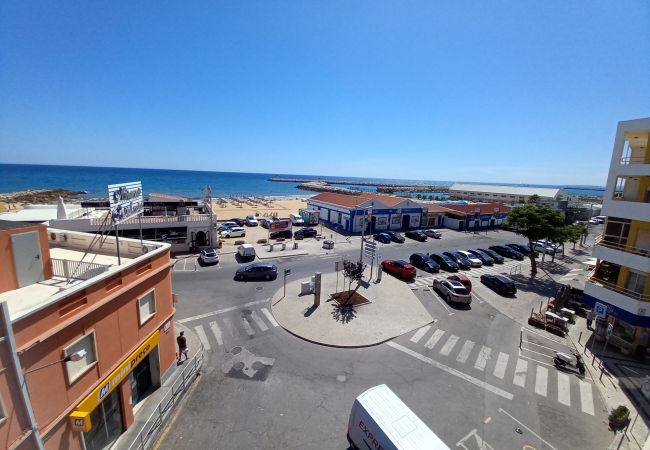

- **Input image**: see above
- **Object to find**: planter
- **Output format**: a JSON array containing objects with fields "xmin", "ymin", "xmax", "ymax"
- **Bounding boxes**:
[
  {"xmin": 608, "ymin": 406, "xmax": 631, "ymax": 431},
  {"xmin": 528, "ymin": 317, "xmax": 545, "ymax": 329}
]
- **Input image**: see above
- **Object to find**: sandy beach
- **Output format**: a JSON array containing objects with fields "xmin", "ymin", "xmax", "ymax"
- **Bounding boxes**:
[{"xmin": 211, "ymin": 196, "xmax": 311, "ymax": 221}]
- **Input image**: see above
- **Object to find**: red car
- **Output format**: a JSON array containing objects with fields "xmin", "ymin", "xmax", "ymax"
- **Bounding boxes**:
[
  {"xmin": 381, "ymin": 259, "xmax": 416, "ymax": 280},
  {"xmin": 447, "ymin": 274, "xmax": 472, "ymax": 292}
]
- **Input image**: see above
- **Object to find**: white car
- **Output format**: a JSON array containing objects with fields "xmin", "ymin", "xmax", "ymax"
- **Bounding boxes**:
[
  {"xmin": 423, "ymin": 229, "xmax": 442, "ymax": 239},
  {"xmin": 221, "ymin": 227, "xmax": 246, "ymax": 238},
  {"xmin": 457, "ymin": 250, "xmax": 482, "ymax": 267},
  {"xmin": 218, "ymin": 221, "xmax": 238, "ymax": 231},
  {"xmin": 533, "ymin": 242, "xmax": 556, "ymax": 254},
  {"xmin": 246, "ymin": 215, "xmax": 259, "ymax": 226},
  {"xmin": 536, "ymin": 240, "xmax": 562, "ymax": 253},
  {"xmin": 433, "ymin": 279, "xmax": 471, "ymax": 304},
  {"xmin": 199, "ymin": 248, "xmax": 219, "ymax": 264}
]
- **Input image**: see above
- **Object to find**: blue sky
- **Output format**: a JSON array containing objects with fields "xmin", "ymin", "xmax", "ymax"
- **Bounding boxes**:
[{"xmin": 1, "ymin": 1, "xmax": 648, "ymax": 186}]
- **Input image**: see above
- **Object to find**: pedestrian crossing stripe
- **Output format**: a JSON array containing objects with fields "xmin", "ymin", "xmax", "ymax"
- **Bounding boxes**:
[{"xmin": 192, "ymin": 307, "xmax": 279, "ymax": 348}]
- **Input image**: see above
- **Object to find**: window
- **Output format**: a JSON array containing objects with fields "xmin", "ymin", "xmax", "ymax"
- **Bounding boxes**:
[
  {"xmin": 138, "ymin": 290, "xmax": 157, "ymax": 325},
  {"xmin": 65, "ymin": 332, "xmax": 97, "ymax": 383},
  {"xmin": 625, "ymin": 271, "xmax": 647, "ymax": 295}
]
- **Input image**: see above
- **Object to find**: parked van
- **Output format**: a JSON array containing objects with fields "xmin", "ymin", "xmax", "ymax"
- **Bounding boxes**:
[
  {"xmin": 347, "ymin": 385, "xmax": 450, "ymax": 450},
  {"xmin": 237, "ymin": 244, "xmax": 256, "ymax": 260},
  {"xmin": 290, "ymin": 213, "xmax": 304, "ymax": 226}
]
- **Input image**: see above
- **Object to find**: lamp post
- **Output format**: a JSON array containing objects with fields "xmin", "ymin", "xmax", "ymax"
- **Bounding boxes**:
[
  {"xmin": 493, "ymin": 207, "xmax": 500, "ymax": 235},
  {"xmin": 474, "ymin": 207, "xmax": 481, "ymax": 234},
  {"xmin": 25, "ymin": 349, "xmax": 88, "ymax": 374}
]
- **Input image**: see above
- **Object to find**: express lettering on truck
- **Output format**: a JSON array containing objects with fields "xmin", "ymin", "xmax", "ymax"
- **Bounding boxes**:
[{"xmin": 358, "ymin": 420, "xmax": 384, "ymax": 450}]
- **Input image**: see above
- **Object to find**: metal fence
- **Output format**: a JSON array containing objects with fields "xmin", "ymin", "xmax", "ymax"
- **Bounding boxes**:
[
  {"xmin": 51, "ymin": 258, "xmax": 111, "ymax": 281},
  {"xmin": 126, "ymin": 346, "xmax": 205, "ymax": 450}
]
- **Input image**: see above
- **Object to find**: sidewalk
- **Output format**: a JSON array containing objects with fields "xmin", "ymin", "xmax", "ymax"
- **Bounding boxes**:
[
  {"xmin": 113, "ymin": 322, "xmax": 206, "ymax": 450},
  {"xmin": 568, "ymin": 316, "xmax": 650, "ymax": 450}
]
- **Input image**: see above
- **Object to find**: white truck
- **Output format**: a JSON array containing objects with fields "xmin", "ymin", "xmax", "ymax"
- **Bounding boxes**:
[
  {"xmin": 290, "ymin": 213, "xmax": 304, "ymax": 226},
  {"xmin": 347, "ymin": 385, "xmax": 450, "ymax": 450}
]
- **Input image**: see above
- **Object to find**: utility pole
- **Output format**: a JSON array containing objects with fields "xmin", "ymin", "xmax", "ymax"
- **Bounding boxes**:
[{"xmin": 206, "ymin": 185, "xmax": 214, "ymax": 247}]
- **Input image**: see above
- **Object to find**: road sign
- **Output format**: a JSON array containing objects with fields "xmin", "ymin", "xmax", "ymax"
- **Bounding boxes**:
[
  {"xmin": 606, "ymin": 323, "xmax": 613, "ymax": 337},
  {"xmin": 595, "ymin": 302, "xmax": 607, "ymax": 318},
  {"xmin": 365, "ymin": 241, "xmax": 376, "ymax": 248},
  {"xmin": 284, "ymin": 269, "xmax": 291, "ymax": 276}
]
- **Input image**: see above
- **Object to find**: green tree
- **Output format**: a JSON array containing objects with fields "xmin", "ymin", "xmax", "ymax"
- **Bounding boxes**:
[
  {"xmin": 527, "ymin": 194, "xmax": 540, "ymax": 204},
  {"xmin": 566, "ymin": 224, "xmax": 582, "ymax": 250},
  {"xmin": 507, "ymin": 205, "xmax": 565, "ymax": 275}
]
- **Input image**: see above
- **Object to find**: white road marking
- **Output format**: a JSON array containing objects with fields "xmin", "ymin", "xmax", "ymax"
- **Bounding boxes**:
[
  {"xmin": 439, "ymin": 334, "xmax": 459, "ymax": 356},
  {"xmin": 513, "ymin": 358, "xmax": 528, "ymax": 387},
  {"xmin": 579, "ymin": 380, "xmax": 595, "ymax": 415},
  {"xmin": 260, "ymin": 307, "xmax": 279, "ymax": 327},
  {"xmin": 387, "ymin": 342, "xmax": 514, "ymax": 400},
  {"xmin": 241, "ymin": 317, "xmax": 255, "ymax": 337},
  {"xmin": 178, "ymin": 298, "xmax": 269, "ymax": 323},
  {"xmin": 497, "ymin": 408, "xmax": 557, "ymax": 450},
  {"xmin": 535, "ymin": 366, "xmax": 548, "ymax": 397},
  {"xmin": 410, "ymin": 325, "xmax": 431, "ymax": 343},
  {"xmin": 209, "ymin": 321, "xmax": 223, "ymax": 346},
  {"xmin": 493, "ymin": 352, "xmax": 509, "ymax": 379},
  {"xmin": 424, "ymin": 329, "xmax": 446, "ymax": 349},
  {"xmin": 222, "ymin": 317, "xmax": 237, "ymax": 336},
  {"xmin": 194, "ymin": 325, "xmax": 211, "ymax": 351},
  {"xmin": 250, "ymin": 310, "xmax": 269, "ymax": 331},
  {"xmin": 425, "ymin": 286, "xmax": 454, "ymax": 316},
  {"xmin": 474, "ymin": 346, "xmax": 492, "ymax": 371},
  {"xmin": 456, "ymin": 340, "xmax": 475, "ymax": 363},
  {"xmin": 557, "ymin": 372, "xmax": 571, "ymax": 406},
  {"xmin": 470, "ymin": 292, "xmax": 484, "ymax": 304}
]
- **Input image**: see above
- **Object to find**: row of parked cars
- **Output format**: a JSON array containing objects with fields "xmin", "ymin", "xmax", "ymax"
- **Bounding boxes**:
[
  {"xmin": 373, "ymin": 229, "xmax": 441, "ymax": 243},
  {"xmin": 217, "ymin": 219, "xmax": 319, "ymax": 240}
]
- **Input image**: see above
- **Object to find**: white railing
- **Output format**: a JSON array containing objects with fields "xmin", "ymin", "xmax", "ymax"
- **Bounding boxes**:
[
  {"xmin": 90, "ymin": 214, "xmax": 215, "ymax": 226},
  {"xmin": 126, "ymin": 346, "xmax": 205, "ymax": 450},
  {"xmin": 51, "ymin": 258, "xmax": 111, "ymax": 280}
]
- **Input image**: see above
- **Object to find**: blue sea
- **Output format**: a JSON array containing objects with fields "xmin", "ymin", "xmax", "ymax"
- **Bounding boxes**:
[{"xmin": 0, "ymin": 164, "xmax": 605, "ymax": 199}]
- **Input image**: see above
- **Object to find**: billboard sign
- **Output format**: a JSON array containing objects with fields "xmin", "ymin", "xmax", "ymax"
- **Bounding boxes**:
[
  {"xmin": 108, "ymin": 181, "xmax": 143, "ymax": 224},
  {"xmin": 270, "ymin": 220, "xmax": 291, "ymax": 231}
]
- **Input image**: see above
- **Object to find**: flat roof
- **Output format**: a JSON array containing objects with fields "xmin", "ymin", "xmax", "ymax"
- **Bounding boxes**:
[
  {"xmin": 0, "ymin": 220, "xmax": 39, "ymax": 230},
  {"xmin": 450, "ymin": 183, "xmax": 561, "ymax": 198},
  {"xmin": 0, "ymin": 204, "xmax": 84, "ymax": 223}
]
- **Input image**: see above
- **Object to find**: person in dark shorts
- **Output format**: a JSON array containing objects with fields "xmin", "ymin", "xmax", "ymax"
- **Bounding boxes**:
[{"xmin": 177, "ymin": 331, "xmax": 189, "ymax": 362}]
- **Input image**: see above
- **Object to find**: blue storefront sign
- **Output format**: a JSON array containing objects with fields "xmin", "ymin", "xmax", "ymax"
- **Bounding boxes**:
[{"xmin": 582, "ymin": 293, "xmax": 650, "ymax": 328}]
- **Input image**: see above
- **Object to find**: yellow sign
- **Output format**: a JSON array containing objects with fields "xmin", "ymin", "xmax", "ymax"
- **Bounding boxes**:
[{"xmin": 70, "ymin": 330, "xmax": 160, "ymax": 425}]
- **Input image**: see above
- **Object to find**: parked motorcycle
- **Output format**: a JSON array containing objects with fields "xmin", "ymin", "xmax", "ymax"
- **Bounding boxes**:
[{"xmin": 554, "ymin": 351, "xmax": 585, "ymax": 375}]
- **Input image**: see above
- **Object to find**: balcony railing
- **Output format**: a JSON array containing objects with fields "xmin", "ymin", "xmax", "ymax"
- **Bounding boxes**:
[
  {"xmin": 596, "ymin": 236, "xmax": 650, "ymax": 258},
  {"xmin": 51, "ymin": 258, "xmax": 111, "ymax": 281},
  {"xmin": 588, "ymin": 275, "xmax": 650, "ymax": 301},
  {"xmin": 90, "ymin": 214, "xmax": 215, "ymax": 226},
  {"xmin": 620, "ymin": 155, "xmax": 648, "ymax": 165}
]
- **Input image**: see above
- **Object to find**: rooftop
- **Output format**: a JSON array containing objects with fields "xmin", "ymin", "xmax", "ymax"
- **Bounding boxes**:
[
  {"xmin": 450, "ymin": 183, "xmax": 562, "ymax": 198},
  {"xmin": 309, "ymin": 192, "xmax": 417, "ymax": 208},
  {"xmin": 441, "ymin": 202, "xmax": 512, "ymax": 216}
]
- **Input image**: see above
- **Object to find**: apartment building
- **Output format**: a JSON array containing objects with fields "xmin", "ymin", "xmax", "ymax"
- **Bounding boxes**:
[
  {"xmin": 583, "ymin": 117, "xmax": 650, "ymax": 355},
  {"xmin": 0, "ymin": 220, "xmax": 176, "ymax": 449}
]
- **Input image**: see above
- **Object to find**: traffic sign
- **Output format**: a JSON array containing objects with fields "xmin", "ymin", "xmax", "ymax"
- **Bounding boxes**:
[
  {"xmin": 606, "ymin": 323, "xmax": 613, "ymax": 337},
  {"xmin": 284, "ymin": 269, "xmax": 291, "ymax": 276},
  {"xmin": 594, "ymin": 302, "xmax": 607, "ymax": 318}
]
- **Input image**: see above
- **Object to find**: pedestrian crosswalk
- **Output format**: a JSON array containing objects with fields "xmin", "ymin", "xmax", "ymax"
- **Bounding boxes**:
[
  {"xmin": 410, "ymin": 260, "xmax": 529, "ymax": 289},
  {"xmin": 399, "ymin": 326, "xmax": 596, "ymax": 416},
  {"xmin": 192, "ymin": 306, "xmax": 280, "ymax": 350}
]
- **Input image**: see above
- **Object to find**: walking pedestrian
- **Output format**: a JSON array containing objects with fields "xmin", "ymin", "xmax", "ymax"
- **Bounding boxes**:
[
  {"xmin": 177, "ymin": 331, "xmax": 189, "ymax": 363},
  {"xmin": 586, "ymin": 310, "xmax": 595, "ymax": 330}
]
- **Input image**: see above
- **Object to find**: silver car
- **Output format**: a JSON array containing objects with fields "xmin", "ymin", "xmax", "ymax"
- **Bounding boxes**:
[
  {"xmin": 199, "ymin": 248, "xmax": 219, "ymax": 264},
  {"xmin": 433, "ymin": 279, "xmax": 472, "ymax": 304},
  {"xmin": 424, "ymin": 229, "xmax": 442, "ymax": 238}
]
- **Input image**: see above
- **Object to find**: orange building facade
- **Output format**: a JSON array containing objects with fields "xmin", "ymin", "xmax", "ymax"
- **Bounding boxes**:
[{"xmin": 0, "ymin": 221, "xmax": 176, "ymax": 450}]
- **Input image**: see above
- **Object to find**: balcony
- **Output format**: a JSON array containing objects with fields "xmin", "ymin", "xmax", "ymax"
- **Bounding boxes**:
[
  {"xmin": 51, "ymin": 258, "xmax": 111, "ymax": 281},
  {"xmin": 584, "ymin": 279, "xmax": 650, "ymax": 321},
  {"xmin": 603, "ymin": 198, "xmax": 650, "ymax": 223},
  {"xmin": 588, "ymin": 274, "xmax": 649, "ymax": 302},
  {"xmin": 593, "ymin": 236, "xmax": 650, "ymax": 273}
]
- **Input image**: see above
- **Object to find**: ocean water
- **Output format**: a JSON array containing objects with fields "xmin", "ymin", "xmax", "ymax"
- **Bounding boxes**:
[{"xmin": 0, "ymin": 164, "xmax": 604, "ymax": 199}]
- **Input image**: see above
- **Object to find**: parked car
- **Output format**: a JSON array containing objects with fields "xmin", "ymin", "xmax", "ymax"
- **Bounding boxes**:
[
  {"xmin": 447, "ymin": 274, "xmax": 472, "ymax": 291},
  {"xmin": 535, "ymin": 240, "xmax": 562, "ymax": 253},
  {"xmin": 294, "ymin": 227, "xmax": 317, "ymax": 239},
  {"xmin": 373, "ymin": 233, "xmax": 391, "ymax": 244},
  {"xmin": 429, "ymin": 253, "xmax": 459, "ymax": 272},
  {"xmin": 245, "ymin": 215, "xmax": 259, "ymax": 226},
  {"xmin": 477, "ymin": 248, "xmax": 504, "ymax": 264},
  {"xmin": 466, "ymin": 249, "xmax": 494, "ymax": 266},
  {"xmin": 235, "ymin": 262, "xmax": 278, "ymax": 281},
  {"xmin": 433, "ymin": 279, "xmax": 471, "ymax": 305},
  {"xmin": 423, "ymin": 229, "xmax": 442, "ymax": 239},
  {"xmin": 230, "ymin": 218, "xmax": 247, "ymax": 226},
  {"xmin": 443, "ymin": 251, "xmax": 472, "ymax": 270},
  {"xmin": 405, "ymin": 230, "xmax": 428, "ymax": 242},
  {"xmin": 457, "ymin": 251, "xmax": 482, "ymax": 268},
  {"xmin": 488, "ymin": 245, "xmax": 524, "ymax": 260},
  {"xmin": 409, "ymin": 253, "xmax": 440, "ymax": 273},
  {"xmin": 218, "ymin": 221, "xmax": 238, "ymax": 231},
  {"xmin": 480, "ymin": 274, "xmax": 517, "ymax": 295},
  {"xmin": 505, "ymin": 243, "xmax": 530, "ymax": 256},
  {"xmin": 532, "ymin": 242, "xmax": 556, "ymax": 254},
  {"xmin": 385, "ymin": 231, "xmax": 405, "ymax": 243},
  {"xmin": 221, "ymin": 227, "xmax": 246, "ymax": 238},
  {"xmin": 237, "ymin": 244, "xmax": 256, "ymax": 261},
  {"xmin": 270, "ymin": 229, "xmax": 293, "ymax": 240},
  {"xmin": 381, "ymin": 259, "xmax": 416, "ymax": 280},
  {"xmin": 199, "ymin": 248, "xmax": 219, "ymax": 264},
  {"xmin": 259, "ymin": 218, "xmax": 271, "ymax": 229}
]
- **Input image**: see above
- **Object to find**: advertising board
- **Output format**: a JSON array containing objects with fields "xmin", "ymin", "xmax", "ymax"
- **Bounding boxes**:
[{"xmin": 108, "ymin": 181, "xmax": 143, "ymax": 224}]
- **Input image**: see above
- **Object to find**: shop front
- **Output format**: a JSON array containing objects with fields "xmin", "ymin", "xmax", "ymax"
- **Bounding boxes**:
[{"xmin": 70, "ymin": 331, "xmax": 161, "ymax": 450}]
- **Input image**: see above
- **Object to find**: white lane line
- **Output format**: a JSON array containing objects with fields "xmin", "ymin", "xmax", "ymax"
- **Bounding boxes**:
[
  {"xmin": 493, "ymin": 352, "xmax": 509, "ymax": 379},
  {"xmin": 513, "ymin": 358, "xmax": 528, "ymax": 387},
  {"xmin": 240, "ymin": 317, "xmax": 255, "ymax": 337},
  {"xmin": 497, "ymin": 408, "xmax": 557, "ymax": 450},
  {"xmin": 209, "ymin": 321, "xmax": 223, "ymax": 347},
  {"xmin": 387, "ymin": 342, "xmax": 514, "ymax": 400},
  {"xmin": 194, "ymin": 325, "xmax": 211, "ymax": 351},
  {"xmin": 557, "ymin": 372, "xmax": 571, "ymax": 406},
  {"xmin": 456, "ymin": 340, "xmax": 475, "ymax": 363},
  {"xmin": 250, "ymin": 310, "xmax": 269, "ymax": 332},
  {"xmin": 425, "ymin": 287, "xmax": 454, "ymax": 316},
  {"xmin": 410, "ymin": 325, "xmax": 431, "ymax": 343},
  {"xmin": 535, "ymin": 366, "xmax": 548, "ymax": 397},
  {"xmin": 579, "ymin": 380, "xmax": 595, "ymax": 415},
  {"xmin": 470, "ymin": 292, "xmax": 484, "ymax": 304},
  {"xmin": 222, "ymin": 317, "xmax": 237, "ymax": 336},
  {"xmin": 260, "ymin": 307, "xmax": 279, "ymax": 327},
  {"xmin": 439, "ymin": 335, "xmax": 459, "ymax": 356},
  {"xmin": 178, "ymin": 298, "xmax": 269, "ymax": 323},
  {"xmin": 424, "ymin": 329, "xmax": 446, "ymax": 350},
  {"xmin": 474, "ymin": 346, "xmax": 492, "ymax": 371}
]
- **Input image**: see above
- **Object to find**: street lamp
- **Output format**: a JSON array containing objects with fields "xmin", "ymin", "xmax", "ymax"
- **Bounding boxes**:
[
  {"xmin": 25, "ymin": 349, "xmax": 87, "ymax": 374},
  {"xmin": 474, "ymin": 207, "xmax": 481, "ymax": 234}
]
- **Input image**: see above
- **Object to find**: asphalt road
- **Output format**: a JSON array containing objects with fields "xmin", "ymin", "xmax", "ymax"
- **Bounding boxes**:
[{"xmin": 159, "ymin": 229, "xmax": 612, "ymax": 450}]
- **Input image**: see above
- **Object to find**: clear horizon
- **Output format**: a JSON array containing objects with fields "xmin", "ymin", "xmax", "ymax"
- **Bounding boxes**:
[{"xmin": 1, "ymin": 2, "xmax": 648, "ymax": 186}]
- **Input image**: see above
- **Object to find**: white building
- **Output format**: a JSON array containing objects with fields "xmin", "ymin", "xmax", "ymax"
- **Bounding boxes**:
[{"xmin": 449, "ymin": 183, "xmax": 562, "ymax": 206}]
